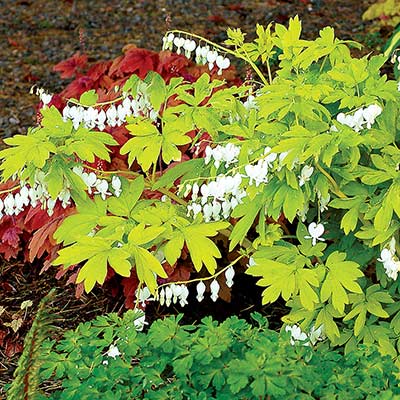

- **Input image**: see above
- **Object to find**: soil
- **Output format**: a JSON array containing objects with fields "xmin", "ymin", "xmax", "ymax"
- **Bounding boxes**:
[{"xmin": 0, "ymin": 0, "xmax": 385, "ymax": 395}]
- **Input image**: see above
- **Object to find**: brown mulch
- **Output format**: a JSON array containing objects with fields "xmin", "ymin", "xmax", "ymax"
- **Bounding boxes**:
[{"xmin": 0, "ymin": 0, "xmax": 382, "ymax": 394}]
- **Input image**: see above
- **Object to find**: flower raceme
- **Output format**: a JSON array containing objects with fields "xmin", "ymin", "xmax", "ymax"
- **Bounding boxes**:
[
  {"xmin": 162, "ymin": 32, "xmax": 231, "ymax": 75},
  {"xmin": 137, "ymin": 267, "xmax": 236, "ymax": 309},
  {"xmin": 336, "ymin": 104, "xmax": 382, "ymax": 132},
  {"xmin": 62, "ymin": 94, "xmax": 158, "ymax": 131},
  {"xmin": 0, "ymin": 169, "xmax": 122, "ymax": 218}
]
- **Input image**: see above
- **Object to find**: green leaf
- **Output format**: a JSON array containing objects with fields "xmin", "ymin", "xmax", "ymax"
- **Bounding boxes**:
[
  {"xmin": 76, "ymin": 252, "xmax": 108, "ymax": 292},
  {"xmin": 108, "ymin": 248, "xmax": 132, "ymax": 277},
  {"xmin": 230, "ymin": 195, "xmax": 263, "ymax": 251},
  {"xmin": 79, "ymin": 90, "xmax": 99, "ymax": 107},
  {"xmin": 183, "ymin": 221, "xmax": 230, "ymax": 273},
  {"xmin": 132, "ymin": 246, "xmax": 167, "ymax": 293},
  {"xmin": 107, "ymin": 175, "xmax": 144, "ymax": 217},
  {"xmin": 152, "ymin": 158, "xmax": 204, "ymax": 190},
  {"xmin": 320, "ymin": 251, "xmax": 363, "ymax": 314}
]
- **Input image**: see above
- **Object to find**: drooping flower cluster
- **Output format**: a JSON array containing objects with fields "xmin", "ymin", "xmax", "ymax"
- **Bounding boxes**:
[
  {"xmin": 72, "ymin": 166, "xmax": 122, "ymax": 200},
  {"xmin": 336, "ymin": 104, "xmax": 382, "ymax": 132},
  {"xmin": 137, "ymin": 267, "xmax": 235, "ymax": 308},
  {"xmin": 204, "ymin": 143, "xmax": 240, "ymax": 169},
  {"xmin": 158, "ymin": 283, "xmax": 190, "ymax": 307},
  {"xmin": 162, "ymin": 33, "xmax": 231, "ymax": 75},
  {"xmin": 62, "ymin": 94, "xmax": 158, "ymax": 131},
  {"xmin": 244, "ymin": 147, "xmax": 277, "ymax": 187},
  {"xmin": 285, "ymin": 324, "xmax": 325, "ymax": 346},
  {"xmin": 186, "ymin": 173, "xmax": 246, "ymax": 222},
  {"xmin": 378, "ymin": 237, "xmax": 400, "ymax": 280},
  {"xmin": 0, "ymin": 171, "xmax": 72, "ymax": 217}
]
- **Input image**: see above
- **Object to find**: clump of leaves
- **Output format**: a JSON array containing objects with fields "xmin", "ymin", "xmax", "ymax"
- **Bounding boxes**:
[
  {"xmin": 32, "ymin": 312, "xmax": 400, "ymax": 399},
  {"xmin": 2, "ymin": 16, "xmax": 400, "ymax": 366}
]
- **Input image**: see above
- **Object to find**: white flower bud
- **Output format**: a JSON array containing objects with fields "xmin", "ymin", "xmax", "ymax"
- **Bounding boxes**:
[
  {"xmin": 196, "ymin": 281, "xmax": 206, "ymax": 302},
  {"xmin": 225, "ymin": 266, "xmax": 235, "ymax": 288},
  {"xmin": 179, "ymin": 285, "xmax": 189, "ymax": 307},
  {"xmin": 159, "ymin": 288, "xmax": 165, "ymax": 306},
  {"xmin": 165, "ymin": 286, "xmax": 173, "ymax": 307},
  {"xmin": 210, "ymin": 279, "xmax": 220, "ymax": 302}
]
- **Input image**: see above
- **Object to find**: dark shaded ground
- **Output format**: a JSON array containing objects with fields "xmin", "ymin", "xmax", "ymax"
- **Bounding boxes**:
[{"xmin": 0, "ymin": 0, "xmax": 382, "ymax": 394}]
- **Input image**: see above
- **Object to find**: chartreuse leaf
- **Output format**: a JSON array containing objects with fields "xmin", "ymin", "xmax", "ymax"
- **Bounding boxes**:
[
  {"xmin": 160, "ymin": 114, "xmax": 192, "ymax": 164},
  {"xmin": 145, "ymin": 71, "xmax": 166, "ymax": 111},
  {"xmin": 184, "ymin": 221, "xmax": 229, "ymax": 274},
  {"xmin": 107, "ymin": 248, "xmax": 132, "ymax": 277},
  {"xmin": 61, "ymin": 126, "xmax": 117, "ymax": 163},
  {"xmin": 374, "ymin": 188, "xmax": 394, "ymax": 232},
  {"xmin": 128, "ymin": 223, "xmax": 165, "ymax": 246},
  {"xmin": 107, "ymin": 175, "xmax": 144, "ymax": 217},
  {"xmin": 40, "ymin": 106, "xmax": 73, "ymax": 137},
  {"xmin": 121, "ymin": 118, "xmax": 162, "ymax": 171},
  {"xmin": 132, "ymin": 246, "xmax": 167, "ymax": 294},
  {"xmin": 316, "ymin": 304, "xmax": 341, "ymax": 341},
  {"xmin": 248, "ymin": 247, "xmax": 319, "ymax": 310},
  {"xmin": 79, "ymin": 90, "xmax": 98, "ymax": 107},
  {"xmin": 0, "ymin": 130, "xmax": 57, "ymax": 180},
  {"xmin": 123, "ymin": 223, "xmax": 167, "ymax": 293},
  {"xmin": 152, "ymin": 158, "xmax": 204, "ymax": 190},
  {"xmin": 54, "ymin": 196, "xmax": 108, "ymax": 245},
  {"xmin": 53, "ymin": 236, "xmax": 112, "ymax": 292},
  {"xmin": 76, "ymin": 253, "xmax": 108, "ymax": 292},
  {"xmin": 164, "ymin": 220, "xmax": 229, "ymax": 274},
  {"xmin": 230, "ymin": 194, "xmax": 264, "ymax": 251},
  {"xmin": 320, "ymin": 251, "xmax": 363, "ymax": 314},
  {"xmin": 163, "ymin": 234, "xmax": 184, "ymax": 266}
]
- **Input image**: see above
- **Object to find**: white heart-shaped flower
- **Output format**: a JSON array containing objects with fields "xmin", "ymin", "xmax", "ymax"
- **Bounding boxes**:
[
  {"xmin": 216, "ymin": 56, "xmax": 230, "ymax": 70},
  {"xmin": 173, "ymin": 36, "xmax": 185, "ymax": 48},
  {"xmin": 308, "ymin": 222, "xmax": 324, "ymax": 238},
  {"xmin": 206, "ymin": 50, "xmax": 218, "ymax": 64}
]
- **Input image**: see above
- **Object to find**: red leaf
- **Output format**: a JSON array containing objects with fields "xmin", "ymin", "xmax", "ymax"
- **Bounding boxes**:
[
  {"xmin": 164, "ymin": 262, "xmax": 192, "ymax": 283},
  {"xmin": 53, "ymin": 52, "xmax": 88, "ymax": 79},
  {"xmin": 0, "ymin": 329, "xmax": 7, "ymax": 346},
  {"xmin": 121, "ymin": 272, "xmax": 139, "ymax": 309},
  {"xmin": 157, "ymin": 51, "xmax": 192, "ymax": 82},
  {"xmin": 86, "ymin": 60, "xmax": 112, "ymax": 88},
  {"xmin": 109, "ymin": 47, "xmax": 159, "ymax": 79},
  {"xmin": 2, "ymin": 227, "xmax": 22, "ymax": 247},
  {"xmin": 60, "ymin": 76, "xmax": 95, "ymax": 100},
  {"xmin": 28, "ymin": 213, "xmax": 68, "ymax": 262}
]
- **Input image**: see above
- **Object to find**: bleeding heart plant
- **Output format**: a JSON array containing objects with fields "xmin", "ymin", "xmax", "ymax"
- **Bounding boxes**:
[{"xmin": 1, "ymin": 16, "xmax": 400, "ymax": 367}]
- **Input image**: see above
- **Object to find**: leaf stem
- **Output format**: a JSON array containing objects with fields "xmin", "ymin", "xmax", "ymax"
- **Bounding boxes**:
[
  {"xmin": 167, "ymin": 29, "xmax": 268, "ymax": 86},
  {"xmin": 0, "ymin": 184, "xmax": 21, "ymax": 195},
  {"xmin": 156, "ymin": 254, "xmax": 245, "ymax": 290},
  {"xmin": 314, "ymin": 161, "xmax": 347, "ymax": 199}
]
